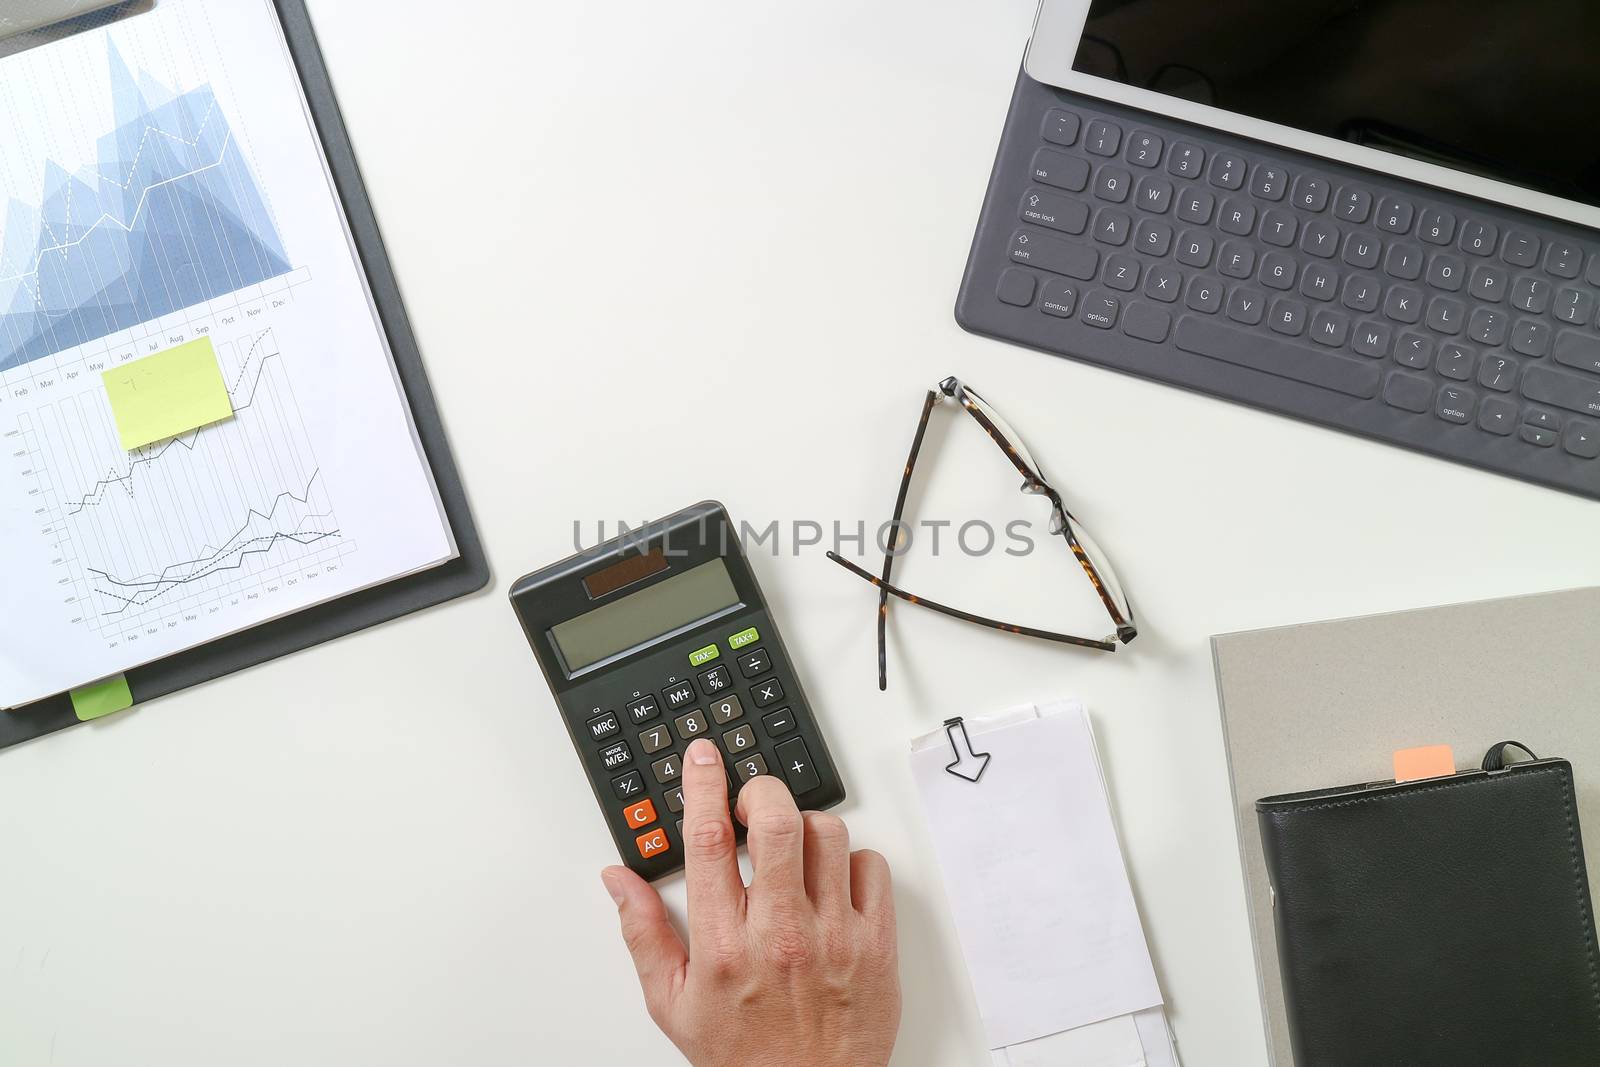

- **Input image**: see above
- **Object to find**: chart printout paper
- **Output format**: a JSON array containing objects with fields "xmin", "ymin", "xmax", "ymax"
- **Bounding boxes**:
[{"xmin": 0, "ymin": 0, "xmax": 455, "ymax": 707}]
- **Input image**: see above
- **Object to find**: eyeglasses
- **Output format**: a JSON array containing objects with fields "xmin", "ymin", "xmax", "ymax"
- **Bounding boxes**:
[{"xmin": 828, "ymin": 376, "xmax": 1137, "ymax": 690}]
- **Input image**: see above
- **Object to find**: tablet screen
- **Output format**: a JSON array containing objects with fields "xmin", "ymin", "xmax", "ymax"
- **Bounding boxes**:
[{"xmin": 1072, "ymin": 0, "xmax": 1600, "ymax": 209}]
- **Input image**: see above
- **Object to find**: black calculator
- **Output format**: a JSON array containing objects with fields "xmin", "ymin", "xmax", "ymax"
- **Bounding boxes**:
[{"xmin": 509, "ymin": 502, "xmax": 846, "ymax": 880}]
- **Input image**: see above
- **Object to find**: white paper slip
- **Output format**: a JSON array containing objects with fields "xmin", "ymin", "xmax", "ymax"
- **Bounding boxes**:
[
  {"xmin": 989, "ymin": 1008, "xmax": 1181, "ymax": 1067},
  {"xmin": 911, "ymin": 700, "xmax": 1165, "ymax": 1051}
]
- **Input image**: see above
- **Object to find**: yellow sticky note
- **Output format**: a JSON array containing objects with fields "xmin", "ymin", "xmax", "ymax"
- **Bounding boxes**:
[
  {"xmin": 70, "ymin": 675, "xmax": 134, "ymax": 722},
  {"xmin": 102, "ymin": 337, "xmax": 234, "ymax": 451}
]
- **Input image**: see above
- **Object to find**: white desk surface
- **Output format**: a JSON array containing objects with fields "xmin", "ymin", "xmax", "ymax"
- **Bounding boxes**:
[{"xmin": 4, "ymin": 2, "xmax": 1599, "ymax": 1064}]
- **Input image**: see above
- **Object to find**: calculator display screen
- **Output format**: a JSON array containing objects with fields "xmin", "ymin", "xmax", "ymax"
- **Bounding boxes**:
[
  {"xmin": 1072, "ymin": 0, "xmax": 1600, "ymax": 209},
  {"xmin": 550, "ymin": 560, "xmax": 743, "ymax": 673}
]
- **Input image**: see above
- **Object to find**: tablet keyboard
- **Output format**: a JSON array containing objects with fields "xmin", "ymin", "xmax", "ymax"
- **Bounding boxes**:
[{"xmin": 958, "ymin": 71, "xmax": 1600, "ymax": 500}]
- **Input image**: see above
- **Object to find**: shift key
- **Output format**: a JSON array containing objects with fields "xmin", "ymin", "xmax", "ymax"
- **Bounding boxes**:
[
  {"xmin": 1522, "ymin": 365, "xmax": 1600, "ymax": 417},
  {"xmin": 1554, "ymin": 330, "xmax": 1600, "ymax": 376},
  {"xmin": 1009, "ymin": 230, "xmax": 1099, "ymax": 280}
]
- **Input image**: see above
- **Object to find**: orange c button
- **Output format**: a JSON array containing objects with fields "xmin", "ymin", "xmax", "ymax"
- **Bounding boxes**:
[{"xmin": 624, "ymin": 798, "xmax": 658, "ymax": 830}]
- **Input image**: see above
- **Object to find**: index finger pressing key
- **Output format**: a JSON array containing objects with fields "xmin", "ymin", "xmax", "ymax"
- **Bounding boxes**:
[{"xmin": 680, "ymin": 738, "xmax": 746, "ymax": 935}]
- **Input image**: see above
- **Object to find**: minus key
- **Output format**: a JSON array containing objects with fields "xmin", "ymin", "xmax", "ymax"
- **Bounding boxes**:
[{"xmin": 761, "ymin": 708, "xmax": 798, "ymax": 737}]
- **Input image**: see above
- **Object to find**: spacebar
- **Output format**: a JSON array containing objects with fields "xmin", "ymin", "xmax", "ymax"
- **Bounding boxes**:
[{"xmin": 1174, "ymin": 318, "xmax": 1382, "ymax": 399}]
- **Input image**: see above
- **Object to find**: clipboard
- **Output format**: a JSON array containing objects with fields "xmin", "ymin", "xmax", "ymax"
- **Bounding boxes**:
[{"xmin": 0, "ymin": 0, "xmax": 489, "ymax": 750}]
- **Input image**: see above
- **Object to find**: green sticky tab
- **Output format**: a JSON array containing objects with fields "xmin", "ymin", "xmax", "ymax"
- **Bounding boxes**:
[
  {"xmin": 102, "ymin": 337, "xmax": 234, "ymax": 451},
  {"xmin": 728, "ymin": 627, "xmax": 761, "ymax": 650},
  {"xmin": 688, "ymin": 643, "xmax": 720, "ymax": 667},
  {"xmin": 70, "ymin": 675, "xmax": 134, "ymax": 722}
]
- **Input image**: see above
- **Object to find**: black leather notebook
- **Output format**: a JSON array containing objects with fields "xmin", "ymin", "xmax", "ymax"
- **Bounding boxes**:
[{"xmin": 1257, "ymin": 751, "xmax": 1600, "ymax": 1066}]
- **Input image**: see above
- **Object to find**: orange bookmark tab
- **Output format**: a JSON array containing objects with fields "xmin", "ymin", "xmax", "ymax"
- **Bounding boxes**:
[{"xmin": 1394, "ymin": 744, "xmax": 1456, "ymax": 783}]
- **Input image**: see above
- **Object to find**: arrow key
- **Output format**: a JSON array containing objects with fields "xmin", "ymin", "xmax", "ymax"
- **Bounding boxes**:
[
  {"xmin": 1565, "ymin": 420, "xmax": 1600, "ymax": 459},
  {"xmin": 1478, "ymin": 397, "xmax": 1516, "ymax": 436},
  {"xmin": 774, "ymin": 737, "xmax": 821, "ymax": 796}
]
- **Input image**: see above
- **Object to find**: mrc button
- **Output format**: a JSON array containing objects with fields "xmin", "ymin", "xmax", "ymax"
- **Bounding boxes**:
[{"xmin": 586, "ymin": 711, "xmax": 620, "ymax": 742}]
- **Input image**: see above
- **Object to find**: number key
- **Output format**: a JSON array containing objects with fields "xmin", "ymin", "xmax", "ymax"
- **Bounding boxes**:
[
  {"xmin": 1334, "ymin": 187, "xmax": 1371, "ymax": 222},
  {"xmin": 1084, "ymin": 119, "xmax": 1121, "ymax": 156},
  {"xmin": 1125, "ymin": 131, "xmax": 1162, "ymax": 168},
  {"xmin": 1377, "ymin": 197, "xmax": 1414, "ymax": 234},
  {"xmin": 1419, "ymin": 209, "xmax": 1455, "ymax": 245},
  {"xmin": 639, "ymin": 722, "xmax": 673, "ymax": 754},
  {"xmin": 1208, "ymin": 152, "xmax": 1245, "ymax": 190},
  {"xmin": 674, "ymin": 709, "xmax": 710, "ymax": 741},
  {"xmin": 1291, "ymin": 175, "xmax": 1329, "ymax": 212},
  {"xmin": 650, "ymin": 753, "xmax": 682, "ymax": 784},
  {"xmin": 1458, "ymin": 220, "xmax": 1497, "ymax": 257},
  {"xmin": 733, "ymin": 753, "xmax": 770, "ymax": 783},
  {"xmin": 709, "ymin": 694, "xmax": 745, "ymax": 724},
  {"xmin": 722, "ymin": 725, "xmax": 757, "ymax": 754},
  {"xmin": 1167, "ymin": 142, "xmax": 1205, "ymax": 178},
  {"xmin": 1251, "ymin": 164, "xmax": 1288, "ymax": 201},
  {"xmin": 664, "ymin": 785, "xmax": 686, "ymax": 813}
]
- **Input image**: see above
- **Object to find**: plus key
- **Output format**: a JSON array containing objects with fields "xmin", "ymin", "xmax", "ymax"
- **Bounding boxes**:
[{"xmin": 774, "ymin": 737, "xmax": 821, "ymax": 795}]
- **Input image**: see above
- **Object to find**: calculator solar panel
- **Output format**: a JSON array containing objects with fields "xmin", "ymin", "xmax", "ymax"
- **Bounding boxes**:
[
  {"xmin": 510, "ymin": 502, "xmax": 845, "ymax": 881},
  {"xmin": 957, "ymin": 70, "xmax": 1600, "ymax": 500}
]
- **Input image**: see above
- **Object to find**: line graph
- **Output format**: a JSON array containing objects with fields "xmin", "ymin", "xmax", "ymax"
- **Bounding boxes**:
[
  {"xmin": 23, "ymin": 328, "xmax": 351, "ymax": 634},
  {"xmin": 66, "ymin": 329, "xmax": 281, "ymax": 514},
  {"xmin": 0, "ymin": 42, "xmax": 291, "ymax": 371},
  {"xmin": 88, "ymin": 468, "xmax": 340, "ymax": 617}
]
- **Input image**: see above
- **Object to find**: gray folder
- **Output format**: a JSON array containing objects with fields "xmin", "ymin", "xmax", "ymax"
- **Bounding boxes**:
[{"xmin": 1213, "ymin": 587, "xmax": 1600, "ymax": 1067}]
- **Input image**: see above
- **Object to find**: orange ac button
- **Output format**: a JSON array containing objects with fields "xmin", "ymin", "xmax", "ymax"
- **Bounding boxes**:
[
  {"xmin": 635, "ymin": 827, "xmax": 670, "ymax": 859},
  {"xmin": 624, "ymin": 798, "xmax": 658, "ymax": 830}
]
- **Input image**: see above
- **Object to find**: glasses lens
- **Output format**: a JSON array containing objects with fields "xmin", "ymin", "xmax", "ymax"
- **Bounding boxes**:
[{"xmin": 1062, "ymin": 509, "xmax": 1133, "ymax": 627}]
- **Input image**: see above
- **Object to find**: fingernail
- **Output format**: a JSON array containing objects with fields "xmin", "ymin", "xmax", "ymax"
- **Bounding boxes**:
[
  {"xmin": 688, "ymin": 738, "xmax": 719, "ymax": 765},
  {"xmin": 601, "ymin": 868, "xmax": 626, "ymax": 906}
]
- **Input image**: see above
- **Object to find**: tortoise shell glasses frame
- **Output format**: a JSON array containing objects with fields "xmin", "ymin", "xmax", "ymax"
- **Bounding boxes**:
[{"xmin": 827, "ymin": 376, "xmax": 1137, "ymax": 690}]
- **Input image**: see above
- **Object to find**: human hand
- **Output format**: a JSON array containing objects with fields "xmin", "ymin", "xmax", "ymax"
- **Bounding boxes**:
[{"xmin": 601, "ymin": 737, "xmax": 901, "ymax": 1067}]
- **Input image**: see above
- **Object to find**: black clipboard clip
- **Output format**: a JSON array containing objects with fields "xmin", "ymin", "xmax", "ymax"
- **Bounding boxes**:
[
  {"xmin": 943, "ymin": 717, "xmax": 992, "ymax": 783},
  {"xmin": 0, "ymin": 1, "xmax": 152, "ymax": 58}
]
